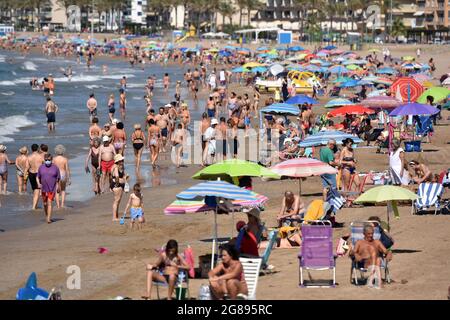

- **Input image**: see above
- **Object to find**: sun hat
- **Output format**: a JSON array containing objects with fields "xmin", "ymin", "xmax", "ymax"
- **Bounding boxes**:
[
  {"xmin": 134, "ymin": 123, "xmax": 141, "ymax": 129},
  {"xmin": 243, "ymin": 208, "xmax": 261, "ymax": 224},
  {"xmin": 114, "ymin": 154, "xmax": 124, "ymax": 163},
  {"xmin": 102, "ymin": 136, "xmax": 110, "ymax": 142},
  {"xmin": 211, "ymin": 118, "xmax": 219, "ymax": 125}
]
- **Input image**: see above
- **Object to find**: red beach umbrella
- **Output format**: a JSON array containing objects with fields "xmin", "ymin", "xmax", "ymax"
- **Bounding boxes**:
[
  {"xmin": 391, "ymin": 77, "xmax": 424, "ymax": 102},
  {"xmin": 328, "ymin": 105, "xmax": 375, "ymax": 117}
]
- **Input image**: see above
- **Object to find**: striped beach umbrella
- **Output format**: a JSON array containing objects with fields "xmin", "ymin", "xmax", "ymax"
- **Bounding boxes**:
[
  {"xmin": 391, "ymin": 77, "xmax": 424, "ymax": 102},
  {"xmin": 299, "ymin": 131, "xmax": 362, "ymax": 148},
  {"xmin": 325, "ymin": 98, "xmax": 354, "ymax": 108},
  {"xmin": 361, "ymin": 96, "xmax": 402, "ymax": 109},
  {"xmin": 261, "ymin": 103, "xmax": 300, "ymax": 115},
  {"xmin": 176, "ymin": 180, "xmax": 258, "ymax": 201}
]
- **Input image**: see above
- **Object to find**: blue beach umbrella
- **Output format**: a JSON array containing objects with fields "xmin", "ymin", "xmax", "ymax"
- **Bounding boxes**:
[
  {"xmin": 316, "ymin": 52, "xmax": 328, "ymax": 57},
  {"xmin": 339, "ymin": 79, "xmax": 360, "ymax": 88},
  {"xmin": 232, "ymin": 66, "xmax": 248, "ymax": 73},
  {"xmin": 257, "ymin": 46, "xmax": 269, "ymax": 51},
  {"xmin": 286, "ymin": 95, "xmax": 318, "ymax": 105},
  {"xmin": 250, "ymin": 66, "xmax": 268, "ymax": 73},
  {"xmin": 329, "ymin": 65, "xmax": 349, "ymax": 74},
  {"xmin": 325, "ymin": 98, "xmax": 354, "ymax": 108},
  {"xmin": 289, "ymin": 46, "xmax": 305, "ymax": 52},
  {"xmin": 261, "ymin": 103, "xmax": 300, "ymax": 115},
  {"xmin": 224, "ymin": 45, "xmax": 236, "ymax": 50},
  {"xmin": 376, "ymin": 67, "xmax": 396, "ymax": 75},
  {"xmin": 299, "ymin": 131, "xmax": 363, "ymax": 147},
  {"xmin": 324, "ymin": 45, "xmax": 337, "ymax": 50}
]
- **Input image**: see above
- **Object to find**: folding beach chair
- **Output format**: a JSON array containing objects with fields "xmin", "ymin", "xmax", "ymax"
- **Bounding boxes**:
[
  {"xmin": 239, "ymin": 257, "xmax": 263, "ymax": 300},
  {"xmin": 414, "ymin": 182, "xmax": 444, "ymax": 215},
  {"xmin": 326, "ymin": 187, "xmax": 345, "ymax": 214},
  {"xmin": 298, "ymin": 221, "xmax": 336, "ymax": 288},
  {"xmin": 349, "ymin": 221, "xmax": 391, "ymax": 285},
  {"xmin": 153, "ymin": 269, "xmax": 190, "ymax": 300}
]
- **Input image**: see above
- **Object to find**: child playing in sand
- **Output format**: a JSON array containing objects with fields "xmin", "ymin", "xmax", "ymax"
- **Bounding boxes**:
[{"xmin": 124, "ymin": 183, "xmax": 145, "ymax": 230}]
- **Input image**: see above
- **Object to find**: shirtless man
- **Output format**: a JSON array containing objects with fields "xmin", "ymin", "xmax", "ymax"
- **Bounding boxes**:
[
  {"xmin": 53, "ymin": 145, "xmax": 71, "ymax": 209},
  {"xmin": 89, "ymin": 117, "xmax": 102, "ymax": 144},
  {"xmin": 16, "ymin": 146, "xmax": 29, "ymax": 194},
  {"xmin": 171, "ymin": 123, "xmax": 186, "ymax": 169},
  {"xmin": 350, "ymin": 225, "xmax": 392, "ymax": 288},
  {"xmin": 217, "ymin": 117, "xmax": 228, "ymax": 161},
  {"xmin": 200, "ymin": 112, "xmax": 211, "ymax": 161},
  {"xmin": 163, "ymin": 73, "xmax": 170, "ymax": 94},
  {"xmin": 27, "ymin": 144, "xmax": 43, "ymax": 210},
  {"xmin": 86, "ymin": 93, "xmax": 97, "ymax": 122},
  {"xmin": 277, "ymin": 191, "xmax": 306, "ymax": 227},
  {"xmin": 146, "ymin": 76, "xmax": 155, "ymax": 97},
  {"xmin": 99, "ymin": 136, "xmax": 116, "ymax": 193},
  {"xmin": 45, "ymin": 97, "xmax": 59, "ymax": 132},
  {"xmin": 155, "ymin": 107, "xmax": 170, "ymax": 153}
]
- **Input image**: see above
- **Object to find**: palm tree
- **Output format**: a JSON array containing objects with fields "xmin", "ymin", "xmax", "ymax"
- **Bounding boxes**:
[
  {"xmin": 245, "ymin": 0, "xmax": 261, "ymax": 27},
  {"xmin": 218, "ymin": 1, "xmax": 235, "ymax": 29},
  {"xmin": 236, "ymin": 0, "xmax": 246, "ymax": 27},
  {"xmin": 293, "ymin": 0, "xmax": 309, "ymax": 39},
  {"xmin": 391, "ymin": 17, "xmax": 405, "ymax": 40}
]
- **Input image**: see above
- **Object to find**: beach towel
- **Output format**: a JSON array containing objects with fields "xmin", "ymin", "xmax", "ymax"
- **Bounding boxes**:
[
  {"xmin": 303, "ymin": 200, "xmax": 325, "ymax": 222},
  {"xmin": 183, "ymin": 246, "xmax": 195, "ymax": 278}
]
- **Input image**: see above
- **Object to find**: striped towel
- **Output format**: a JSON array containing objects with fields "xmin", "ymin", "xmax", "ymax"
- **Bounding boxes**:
[
  {"xmin": 415, "ymin": 183, "xmax": 444, "ymax": 209},
  {"xmin": 326, "ymin": 187, "xmax": 345, "ymax": 214}
]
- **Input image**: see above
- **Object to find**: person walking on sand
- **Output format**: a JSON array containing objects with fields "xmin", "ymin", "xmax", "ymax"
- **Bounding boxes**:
[
  {"xmin": 123, "ymin": 183, "xmax": 145, "ymax": 230},
  {"xmin": 16, "ymin": 146, "xmax": 29, "ymax": 194},
  {"xmin": 27, "ymin": 144, "xmax": 43, "ymax": 209},
  {"xmin": 99, "ymin": 136, "xmax": 116, "ymax": 194},
  {"xmin": 45, "ymin": 97, "xmax": 58, "ymax": 132},
  {"xmin": 86, "ymin": 93, "xmax": 97, "ymax": 122},
  {"xmin": 111, "ymin": 154, "xmax": 128, "ymax": 222},
  {"xmin": 37, "ymin": 153, "xmax": 60, "ymax": 224},
  {"xmin": 53, "ymin": 145, "xmax": 71, "ymax": 209},
  {"xmin": 85, "ymin": 137, "xmax": 101, "ymax": 195},
  {"xmin": 0, "ymin": 145, "xmax": 14, "ymax": 194}
]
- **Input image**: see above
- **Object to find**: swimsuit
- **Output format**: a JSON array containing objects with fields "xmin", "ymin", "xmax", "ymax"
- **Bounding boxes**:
[
  {"xmin": 207, "ymin": 109, "xmax": 215, "ymax": 118},
  {"xmin": 47, "ymin": 112, "xmax": 56, "ymax": 123},
  {"xmin": 133, "ymin": 143, "xmax": 144, "ymax": 151},
  {"xmin": 101, "ymin": 160, "xmax": 114, "ymax": 173},
  {"xmin": 342, "ymin": 157, "xmax": 356, "ymax": 174},
  {"xmin": 161, "ymin": 127, "xmax": 168, "ymax": 137},
  {"xmin": 108, "ymin": 102, "xmax": 115, "ymax": 114},
  {"xmin": 28, "ymin": 172, "xmax": 39, "ymax": 190},
  {"xmin": 130, "ymin": 207, "xmax": 143, "ymax": 220},
  {"xmin": 111, "ymin": 169, "xmax": 125, "ymax": 190}
]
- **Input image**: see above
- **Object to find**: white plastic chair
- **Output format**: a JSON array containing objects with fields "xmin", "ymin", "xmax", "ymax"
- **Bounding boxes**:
[{"xmin": 239, "ymin": 257, "xmax": 262, "ymax": 300}]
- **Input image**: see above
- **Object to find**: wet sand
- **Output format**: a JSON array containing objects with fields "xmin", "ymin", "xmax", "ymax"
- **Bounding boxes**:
[{"xmin": 0, "ymin": 43, "xmax": 449, "ymax": 300}]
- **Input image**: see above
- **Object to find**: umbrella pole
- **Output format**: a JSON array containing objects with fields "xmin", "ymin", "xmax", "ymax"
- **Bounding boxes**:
[
  {"xmin": 298, "ymin": 178, "xmax": 302, "ymax": 196},
  {"xmin": 211, "ymin": 207, "xmax": 218, "ymax": 270}
]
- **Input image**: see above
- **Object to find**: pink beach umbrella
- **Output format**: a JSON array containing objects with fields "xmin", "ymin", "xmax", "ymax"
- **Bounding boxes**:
[{"xmin": 270, "ymin": 158, "xmax": 337, "ymax": 194}]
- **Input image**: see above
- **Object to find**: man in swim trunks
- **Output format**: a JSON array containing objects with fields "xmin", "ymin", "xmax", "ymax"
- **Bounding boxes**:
[
  {"xmin": 86, "ymin": 93, "xmax": 97, "ymax": 122},
  {"xmin": 89, "ymin": 117, "xmax": 102, "ymax": 145},
  {"xmin": 37, "ymin": 153, "xmax": 60, "ymax": 223},
  {"xmin": 155, "ymin": 107, "xmax": 169, "ymax": 153},
  {"xmin": 45, "ymin": 97, "xmax": 58, "ymax": 132},
  {"xmin": 99, "ymin": 136, "xmax": 116, "ymax": 193}
]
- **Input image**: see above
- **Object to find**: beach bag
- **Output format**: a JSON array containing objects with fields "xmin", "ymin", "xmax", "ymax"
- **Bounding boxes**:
[{"xmin": 379, "ymin": 230, "xmax": 394, "ymax": 249}]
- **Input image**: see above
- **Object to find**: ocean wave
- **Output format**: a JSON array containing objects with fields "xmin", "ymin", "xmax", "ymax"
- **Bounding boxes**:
[
  {"xmin": 1, "ymin": 91, "xmax": 15, "ymax": 96},
  {"xmin": 0, "ymin": 115, "xmax": 36, "ymax": 144},
  {"xmin": 22, "ymin": 61, "xmax": 38, "ymax": 71},
  {"xmin": 0, "ymin": 81, "xmax": 17, "ymax": 86}
]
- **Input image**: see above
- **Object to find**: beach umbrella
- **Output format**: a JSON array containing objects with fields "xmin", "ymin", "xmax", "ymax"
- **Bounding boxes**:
[
  {"xmin": 357, "ymin": 80, "xmax": 373, "ymax": 86},
  {"xmin": 346, "ymin": 64, "xmax": 361, "ymax": 71},
  {"xmin": 269, "ymin": 63, "xmax": 285, "ymax": 76},
  {"xmin": 232, "ymin": 66, "xmax": 249, "ymax": 73},
  {"xmin": 329, "ymin": 65, "xmax": 349, "ymax": 74},
  {"xmin": 243, "ymin": 62, "xmax": 265, "ymax": 68},
  {"xmin": 165, "ymin": 191, "xmax": 268, "ymax": 215},
  {"xmin": 285, "ymin": 95, "xmax": 318, "ymax": 105},
  {"xmin": 260, "ymin": 103, "xmax": 300, "ymax": 115},
  {"xmin": 338, "ymin": 79, "xmax": 360, "ymax": 88},
  {"xmin": 306, "ymin": 65, "xmax": 322, "ymax": 73},
  {"xmin": 321, "ymin": 61, "xmax": 332, "ymax": 67},
  {"xmin": 367, "ymin": 89, "xmax": 387, "ymax": 97},
  {"xmin": 368, "ymin": 48, "xmax": 381, "ymax": 53},
  {"xmin": 176, "ymin": 180, "xmax": 260, "ymax": 267},
  {"xmin": 361, "ymin": 96, "xmax": 402, "ymax": 109},
  {"xmin": 328, "ymin": 105, "xmax": 375, "ymax": 117},
  {"xmin": 276, "ymin": 45, "xmax": 288, "ymax": 51},
  {"xmin": 310, "ymin": 59, "xmax": 324, "ymax": 65},
  {"xmin": 289, "ymin": 46, "xmax": 305, "ymax": 52},
  {"xmin": 270, "ymin": 158, "xmax": 338, "ymax": 194},
  {"xmin": 208, "ymin": 48, "xmax": 219, "ymax": 53},
  {"xmin": 299, "ymin": 130, "xmax": 362, "ymax": 148},
  {"xmin": 402, "ymin": 56, "xmax": 415, "ymax": 61},
  {"xmin": 391, "ymin": 77, "xmax": 424, "ymax": 102},
  {"xmin": 371, "ymin": 77, "xmax": 393, "ymax": 86},
  {"xmin": 355, "ymin": 185, "xmax": 418, "ymax": 229},
  {"xmin": 401, "ymin": 63, "xmax": 415, "ymax": 70},
  {"xmin": 192, "ymin": 159, "xmax": 280, "ymax": 181},
  {"xmin": 332, "ymin": 76, "xmax": 352, "ymax": 83},
  {"xmin": 325, "ymin": 98, "xmax": 354, "ymax": 108},
  {"xmin": 224, "ymin": 45, "xmax": 236, "ymax": 50},
  {"xmin": 416, "ymin": 87, "xmax": 450, "ymax": 104},
  {"xmin": 376, "ymin": 67, "xmax": 396, "ymax": 75},
  {"xmin": 324, "ymin": 45, "xmax": 337, "ymax": 50},
  {"xmin": 389, "ymin": 102, "xmax": 440, "ymax": 116},
  {"xmin": 219, "ymin": 50, "xmax": 232, "ymax": 57},
  {"xmin": 250, "ymin": 66, "xmax": 268, "ymax": 73},
  {"xmin": 316, "ymin": 52, "xmax": 328, "ymax": 57},
  {"xmin": 412, "ymin": 73, "xmax": 432, "ymax": 84},
  {"xmin": 257, "ymin": 46, "xmax": 269, "ymax": 51}
]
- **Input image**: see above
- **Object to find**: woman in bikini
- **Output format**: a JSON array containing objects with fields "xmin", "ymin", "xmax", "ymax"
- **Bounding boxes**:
[
  {"xmin": 15, "ymin": 146, "xmax": 29, "ymax": 194},
  {"xmin": 0, "ymin": 145, "xmax": 14, "ymax": 194},
  {"xmin": 171, "ymin": 123, "xmax": 185, "ymax": 169},
  {"xmin": 107, "ymin": 94, "xmax": 115, "ymax": 122},
  {"xmin": 253, "ymin": 88, "xmax": 260, "ymax": 117},
  {"xmin": 144, "ymin": 239, "xmax": 189, "ymax": 300},
  {"xmin": 147, "ymin": 119, "xmax": 161, "ymax": 168},
  {"xmin": 113, "ymin": 122, "xmax": 127, "ymax": 155},
  {"xmin": 119, "ymin": 89, "xmax": 126, "ymax": 121},
  {"xmin": 85, "ymin": 138, "xmax": 101, "ymax": 195},
  {"xmin": 209, "ymin": 244, "xmax": 248, "ymax": 300},
  {"xmin": 180, "ymin": 103, "xmax": 190, "ymax": 130},
  {"xmin": 111, "ymin": 154, "xmax": 128, "ymax": 221},
  {"xmin": 340, "ymin": 138, "xmax": 361, "ymax": 191},
  {"xmin": 277, "ymin": 191, "xmax": 306, "ymax": 227},
  {"xmin": 131, "ymin": 124, "xmax": 146, "ymax": 172}
]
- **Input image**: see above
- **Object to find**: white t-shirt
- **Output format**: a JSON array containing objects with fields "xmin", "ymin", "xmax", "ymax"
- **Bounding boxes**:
[{"xmin": 219, "ymin": 71, "xmax": 226, "ymax": 81}]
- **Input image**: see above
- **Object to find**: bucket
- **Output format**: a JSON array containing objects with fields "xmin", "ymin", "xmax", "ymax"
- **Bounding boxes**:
[{"xmin": 175, "ymin": 287, "xmax": 187, "ymax": 300}]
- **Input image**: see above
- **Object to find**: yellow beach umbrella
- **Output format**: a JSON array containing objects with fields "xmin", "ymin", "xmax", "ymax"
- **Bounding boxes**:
[{"xmin": 243, "ymin": 62, "xmax": 265, "ymax": 68}]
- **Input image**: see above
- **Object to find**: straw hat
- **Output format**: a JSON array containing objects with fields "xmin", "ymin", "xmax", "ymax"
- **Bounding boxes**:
[
  {"xmin": 54, "ymin": 144, "xmax": 65, "ymax": 155},
  {"xmin": 243, "ymin": 208, "xmax": 261, "ymax": 224},
  {"xmin": 0, "ymin": 144, "xmax": 6, "ymax": 152},
  {"xmin": 19, "ymin": 146, "xmax": 28, "ymax": 154},
  {"xmin": 114, "ymin": 154, "xmax": 124, "ymax": 163},
  {"xmin": 134, "ymin": 123, "xmax": 141, "ymax": 130}
]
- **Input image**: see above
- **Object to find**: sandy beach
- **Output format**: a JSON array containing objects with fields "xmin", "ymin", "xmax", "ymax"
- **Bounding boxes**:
[{"xmin": 0, "ymin": 40, "xmax": 449, "ymax": 300}]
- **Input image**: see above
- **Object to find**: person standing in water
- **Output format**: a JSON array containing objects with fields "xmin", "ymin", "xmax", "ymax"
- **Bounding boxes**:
[
  {"xmin": 85, "ymin": 138, "xmax": 101, "ymax": 195},
  {"xmin": 119, "ymin": 89, "xmax": 127, "ymax": 121},
  {"xmin": 53, "ymin": 145, "xmax": 71, "ymax": 209},
  {"xmin": 15, "ymin": 146, "xmax": 29, "ymax": 194},
  {"xmin": 0, "ymin": 145, "xmax": 14, "ymax": 194},
  {"xmin": 107, "ymin": 94, "xmax": 116, "ymax": 122},
  {"xmin": 45, "ymin": 97, "xmax": 58, "ymax": 132},
  {"xmin": 26, "ymin": 144, "xmax": 43, "ymax": 210}
]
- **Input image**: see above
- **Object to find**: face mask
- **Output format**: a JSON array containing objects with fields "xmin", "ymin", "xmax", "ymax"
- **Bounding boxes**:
[{"xmin": 45, "ymin": 160, "xmax": 52, "ymax": 166}]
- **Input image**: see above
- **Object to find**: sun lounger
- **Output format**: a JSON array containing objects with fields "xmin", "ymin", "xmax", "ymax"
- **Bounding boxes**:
[
  {"xmin": 349, "ymin": 221, "xmax": 391, "ymax": 285},
  {"xmin": 414, "ymin": 182, "xmax": 444, "ymax": 215},
  {"xmin": 239, "ymin": 257, "xmax": 263, "ymax": 300},
  {"xmin": 298, "ymin": 220, "xmax": 336, "ymax": 287}
]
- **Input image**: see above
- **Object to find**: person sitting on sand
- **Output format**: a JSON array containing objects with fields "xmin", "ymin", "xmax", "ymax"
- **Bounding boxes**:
[
  {"xmin": 409, "ymin": 160, "xmax": 432, "ymax": 184},
  {"xmin": 209, "ymin": 244, "xmax": 248, "ymax": 300},
  {"xmin": 144, "ymin": 239, "xmax": 189, "ymax": 300},
  {"xmin": 123, "ymin": 183, "xmax": 145, "ymax": 230},
  {"xmin": 349, "ymin": 224, "xmax": 392, "ymax": 289},
  {"xmin": 277, "ymin": 191, "xmax": 306, "ymax": 227}
]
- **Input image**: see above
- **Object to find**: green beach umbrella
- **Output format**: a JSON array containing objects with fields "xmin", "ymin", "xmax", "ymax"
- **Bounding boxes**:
[
  {"xmin": 346, "ymin": 64, "xmax": 361, "ymax": 71},
  {"xmin": 332, "ymin": 76, "xmax": 352, "ymax": 83},
  {"xmin": 416, "ymin": 87, "xmax": 450, "ymax": 104},
  {"xmin": 192, "ymin": 159, "xmax": 280, "ymax": 181},
  {"xmin": 354, "ymin": 186, "xmax": 418, "ymax": 229}
]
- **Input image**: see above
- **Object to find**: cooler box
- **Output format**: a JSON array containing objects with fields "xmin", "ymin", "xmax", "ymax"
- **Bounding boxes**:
[{"xmin": 404, "ymin": 140, "xmax": 421, "ymax": 152}]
